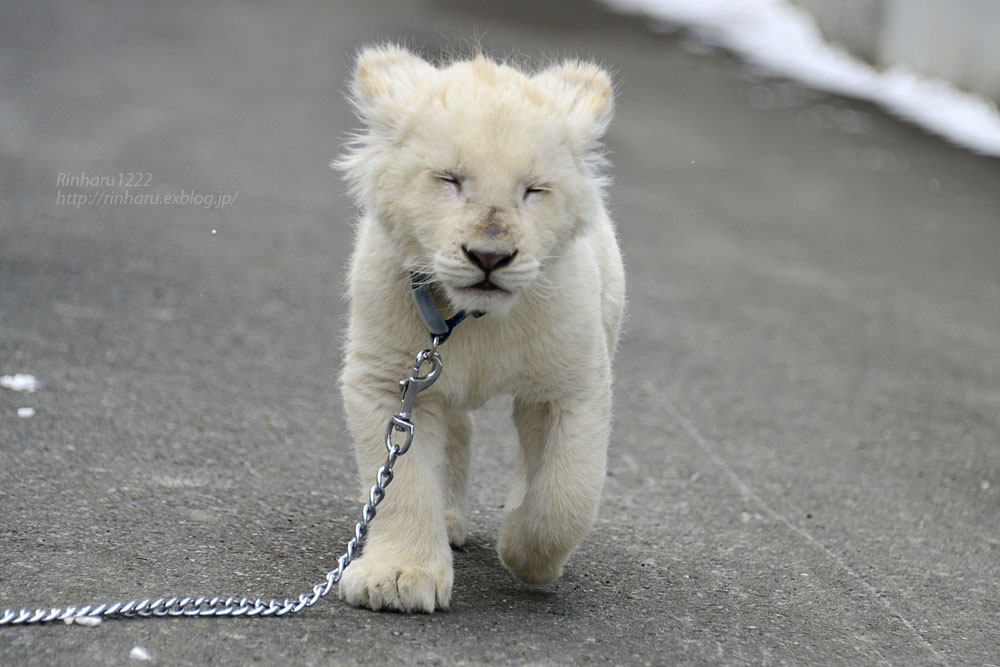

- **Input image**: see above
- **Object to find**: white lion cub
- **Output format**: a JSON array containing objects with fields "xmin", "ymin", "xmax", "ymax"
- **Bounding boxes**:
[{"xmin": 336, "ymin": 45, "xmax": 625, "ymax": 612}]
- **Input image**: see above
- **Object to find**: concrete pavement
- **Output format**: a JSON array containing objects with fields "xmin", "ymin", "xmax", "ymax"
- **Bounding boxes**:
[{"xmin": 2, "ymin": 0, "xmax": 998, "ymax": 664}]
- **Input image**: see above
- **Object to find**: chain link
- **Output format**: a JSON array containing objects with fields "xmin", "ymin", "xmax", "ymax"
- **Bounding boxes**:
[{"xmin": 1, "ymin": 347, "xmax": 444, "ymax": 626}]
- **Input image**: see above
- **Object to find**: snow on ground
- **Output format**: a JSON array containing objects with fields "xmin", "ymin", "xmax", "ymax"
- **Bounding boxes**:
[
  {"xmin": 129, "ymin": 646, "xmax": 152, "ymax": 661},
  {"xmin": 1, "ymin": 374, "xmax": 39, "ymax": 393},
  {"xmin": 63, "ymin": 615, "xmax": 101, "ymax": 627},
  {"xmin": 601, "ymin": 0, "xmax": 1000, "ymax": 157}
]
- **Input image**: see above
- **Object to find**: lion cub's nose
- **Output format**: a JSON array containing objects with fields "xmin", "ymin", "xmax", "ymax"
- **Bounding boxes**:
[{"xmin": 462, "ymin": 246, "xmax": 517, "ymax": 272}]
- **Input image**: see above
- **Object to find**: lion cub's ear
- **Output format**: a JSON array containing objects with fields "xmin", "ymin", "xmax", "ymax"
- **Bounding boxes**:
[
  {"xmin": 350, "ymin": 44, "xmax": 437, "ymax": 128},
  {"xmin": 535, "ymin": 61, "xmax": 615, "ymax": 146}
]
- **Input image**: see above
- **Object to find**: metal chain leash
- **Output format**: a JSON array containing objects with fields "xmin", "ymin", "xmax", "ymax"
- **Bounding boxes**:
[{"xmin": 1, "ymin": 346, "xmax": 444, "ymax": 626}]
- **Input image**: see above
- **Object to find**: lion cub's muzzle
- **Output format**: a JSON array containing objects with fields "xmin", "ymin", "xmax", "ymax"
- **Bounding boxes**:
[
  {"xmin": 457, "ymin": 205, "xmax": 522, "ymax": 292},
  {"xmin": 461, "ymin": 246, "xmax": 518, "ymax": 291}
]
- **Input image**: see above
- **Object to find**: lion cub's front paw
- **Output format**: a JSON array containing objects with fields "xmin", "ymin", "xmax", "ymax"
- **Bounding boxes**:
[{"xmin": 339, "ymin": 556, "xmax": 453, "ymax": 613}]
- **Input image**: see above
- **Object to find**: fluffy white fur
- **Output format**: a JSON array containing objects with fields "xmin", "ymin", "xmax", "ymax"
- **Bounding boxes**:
[{"xmin": 336, "ymin": 45, "xmax": 625, "ymax": 612}]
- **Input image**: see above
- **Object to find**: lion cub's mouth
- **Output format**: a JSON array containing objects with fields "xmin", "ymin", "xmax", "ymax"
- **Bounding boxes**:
[{"xmin": 466, "ymin": 279, "xmax": 508, "ymax": 293}]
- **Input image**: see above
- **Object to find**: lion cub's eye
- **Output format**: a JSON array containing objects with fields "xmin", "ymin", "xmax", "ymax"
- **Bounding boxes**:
[
  {"xmin": 523, "ymin": 184, "xmax": 551, "ymax": 200},
  {"xmin": 434, "ymin": 172, "xmax": 463, "ymax": 193}
]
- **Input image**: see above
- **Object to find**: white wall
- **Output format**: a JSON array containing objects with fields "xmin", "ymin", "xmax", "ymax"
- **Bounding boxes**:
[{"xmin": 794, "ymin": 0, "xmax": 1000, "ymax": 102}]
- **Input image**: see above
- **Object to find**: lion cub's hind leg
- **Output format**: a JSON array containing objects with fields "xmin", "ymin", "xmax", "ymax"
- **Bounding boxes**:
[{"xmin": 444, "ymin": 406, "xmax": 472, "ymax": 547}]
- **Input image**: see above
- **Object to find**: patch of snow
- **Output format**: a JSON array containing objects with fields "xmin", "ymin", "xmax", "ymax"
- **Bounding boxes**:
[
  {"xmin": 1, "ymin": 374, "xmax": 39, "ymax": 393},
  {"xmin": 17, "ymin": 407, "xmax": 36, "ymax": 418},
  {"xmin": 65, "ymin": 615, "xmax": 102, "ymax": 627},
  {"xmin": 130, "ymin": 646, "xmax": 152, "ymax": 661},
  {"xmin": 600, "ymin": 0, "xmax": 1000, "ymax": 157}
]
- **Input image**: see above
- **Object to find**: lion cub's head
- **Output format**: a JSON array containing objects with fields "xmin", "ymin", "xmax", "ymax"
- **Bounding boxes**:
[{"xmin": 339, "ymin": 45, "xmax": 614, "ymax": 315}]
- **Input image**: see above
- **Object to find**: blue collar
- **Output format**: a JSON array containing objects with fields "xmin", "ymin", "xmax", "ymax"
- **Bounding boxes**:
[{"xmin": 410, "ymin": 273, "xmax": 485, "ymax": 345}]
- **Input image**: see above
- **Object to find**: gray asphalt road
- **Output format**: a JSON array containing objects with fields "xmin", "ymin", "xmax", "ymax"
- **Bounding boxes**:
[{"xmin": 2, "ymin": 0, "xmax": 999, "ymax": 665}]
